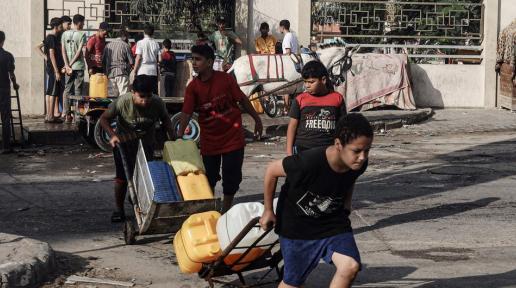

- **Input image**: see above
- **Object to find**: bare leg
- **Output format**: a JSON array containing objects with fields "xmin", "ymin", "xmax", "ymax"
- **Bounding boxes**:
[
  {"xmin": 53, "ymin": 97, "xmax": 61, "ymax": 118},
  {"xmin": 283, "ymin": 94, "xmax": 290, "ymax": 115},
  {"xmin": 329, "ymin": 252, "xmax": 360, "ymax": 288},
  {"xmin": 45, "ymin": 95, "xmax": 55, "ymax": 121},
  {"xmin": 278, "ymin": 281, "xmax": 301, "ymax": 288}
]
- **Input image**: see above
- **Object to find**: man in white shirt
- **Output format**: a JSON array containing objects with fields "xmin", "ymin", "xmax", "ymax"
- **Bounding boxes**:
[
  {"xmin": 280, "ymin": 19, "xmax": 299, "ymax": 55},
  {"xmin": 134, "ymin": 24, "xmax": 160, "ymax": 94},
  {"xmin": 279, "ymin": 19, "xmax": 299, "ymax": 115}
]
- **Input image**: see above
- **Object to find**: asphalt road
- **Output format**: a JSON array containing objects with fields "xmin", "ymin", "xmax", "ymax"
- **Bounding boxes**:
[{"xmin": 1, "ymin": 109, "xmax": 516, "ymax": 287}]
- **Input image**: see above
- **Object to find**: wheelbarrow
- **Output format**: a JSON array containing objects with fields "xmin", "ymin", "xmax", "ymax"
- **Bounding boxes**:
[{"xmin": 117, "ymin": 141, "xmax": 221, "ymax": 245}]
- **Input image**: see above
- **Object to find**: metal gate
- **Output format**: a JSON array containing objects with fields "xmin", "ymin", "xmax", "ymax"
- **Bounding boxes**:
[
  {"xmin": 311, "ymin": 0, "xmax": 483, "ymax": 44},
  {"xmin": 44, "ymin": 0, "xmax": 236, "ymax": 41}
]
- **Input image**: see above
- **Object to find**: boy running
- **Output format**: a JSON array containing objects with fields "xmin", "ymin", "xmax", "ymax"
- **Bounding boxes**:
[
  {"xmin": 287, "ymin": 61, "xmax": 346, "ymax": 155},
  {"xmin": 177, "ymin": 45, "xmax": 263, "ymax": 213},
  {"xmin": 260, "ymin": 113, "xmax": 373, "ymax": 288}
]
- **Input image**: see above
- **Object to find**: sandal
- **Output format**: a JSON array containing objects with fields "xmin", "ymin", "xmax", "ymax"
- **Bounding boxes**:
[
  {"xmin": 51, "ymin": 117, "xmax": 64, "ymax": 124},
  {"xmin": 64, "ymin": 115, "xmax": 73, "ymax": 124},
  {"xmin": 111, "ymin": 211, "xmax": 126, "ymax": 223}
]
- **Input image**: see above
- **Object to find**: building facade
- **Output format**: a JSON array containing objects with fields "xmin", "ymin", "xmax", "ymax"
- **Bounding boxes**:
[{"xmin": 0, "ymin": 0, "xmax": 514, "ymax": 115}]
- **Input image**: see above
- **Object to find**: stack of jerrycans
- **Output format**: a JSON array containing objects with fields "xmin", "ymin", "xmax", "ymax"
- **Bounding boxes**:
[{"xmin": 162, "ymin": 139, "xmax": 213, "ymax": 200}]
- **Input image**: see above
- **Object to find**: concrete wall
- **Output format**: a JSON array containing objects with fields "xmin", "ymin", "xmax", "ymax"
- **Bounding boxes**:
[
  {"xmin": 410, "ymin": 64, "xmax": 485, "ymax": 108},
  {"xmin": 499, "ymin": 0, "xmax": 516, "ymax": 30},
  {"xmin": 0, "ymin": 0, "xmax": 45, "ymax": 115},
  {"xmin": 238, "ymin": 0, "xmax": 311, "ymax": 54},
  {"xmin": 1, "ymin": 0, "xmax": 514, "ymax": 115}
]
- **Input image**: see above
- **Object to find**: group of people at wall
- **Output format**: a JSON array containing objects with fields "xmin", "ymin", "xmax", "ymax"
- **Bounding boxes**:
[
  {"xmin": 34, "ymin": 15, "xmax": 177, "ymax": 124},
  {"xmin": 34, "ymin": 14, "xmax": 299, "ymax": 125}
]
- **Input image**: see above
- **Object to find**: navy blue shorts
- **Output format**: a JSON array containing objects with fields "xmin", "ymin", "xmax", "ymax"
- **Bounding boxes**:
[{"xmin": 280, "ymin": 232, "xmax": 361, "ymax": 286}]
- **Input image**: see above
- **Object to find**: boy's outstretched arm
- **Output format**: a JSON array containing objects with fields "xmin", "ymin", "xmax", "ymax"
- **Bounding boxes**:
[
  {"xmin": 259, "ymin": 159, "xmax": 286, "ymax": 230},
  {"xmin": 286, "ymin": 118, "xmax": 298, "ymax": 156}
]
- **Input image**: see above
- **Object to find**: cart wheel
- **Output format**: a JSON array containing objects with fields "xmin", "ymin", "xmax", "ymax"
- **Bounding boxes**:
[
  {"xmin": 171, "ymin": 113, "xmax": 200, "ymax": 143},
  {"xmin": 260, "ymin": 94, "xmax": 279, "ymax": 118},
  {"xmin": 123, "ymin": 219, "xmax": 137, "ymax": 245},
  {"xmin": 94, "ymin": 120, "xmax": 116, "ymax": 153}
]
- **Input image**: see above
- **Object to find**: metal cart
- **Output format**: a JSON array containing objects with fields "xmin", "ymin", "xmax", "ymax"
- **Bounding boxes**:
[
  {"xmin": 117, "ymin": 141, "xmax": 221, "ymax": 245},
  {"xmin": 198, "ymin": 217, "xmax": 283, "ymax": 288}
]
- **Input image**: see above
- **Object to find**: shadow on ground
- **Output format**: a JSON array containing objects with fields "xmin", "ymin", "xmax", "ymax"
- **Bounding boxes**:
[{"xmin": 41, "ymin": 251, "xmax": 89, "ymax": 287}]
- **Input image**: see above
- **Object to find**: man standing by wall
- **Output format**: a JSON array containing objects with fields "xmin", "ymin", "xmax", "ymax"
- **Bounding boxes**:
[
  {"xmin": 255, "ymin": 22, "xmax": 276, "ymax": 54},
  {"xmin": 279, "ymin": 19, "xmax": 299, "ymax": 115},
  {"xmin": 61, "ymin": 16, "xmax": 72, "ymax": 32},
  {"xmin": 209, "ymin": 16, "xmax": 242, "ymax": 71},
  {"xmin": 85, "ymin": 22, "xmax": 109, "ymax": 75},
  {"xmin": 134, "ymin": 24, "xmax": 160, "ymax": 94},
  {"xmin": 103, "ymin": 29, "xmax": 133, "ymax": 97},
  {"xmin": 61, "ymin": 14, "xmax": 86, "ymax": 123},
  {"xmin": 0, "ymin": 31, "xmax": 19, "ymax": 154},
  {"xmin": 42, "ymin": 18, "xmax": 65, "ymax": 123}
]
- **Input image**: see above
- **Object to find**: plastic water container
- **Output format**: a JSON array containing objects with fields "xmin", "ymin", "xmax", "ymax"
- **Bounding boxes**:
[
  {"xmin": 216, "ymin": 202, "xmax": 279, "ymax": 271},
  {"xmin": 176, "ymin": 172, "xmax": 214, "ymax": 201},
  {"xmin": 163, "ymin": 140, "xmax": 205, "ymax": 176},
  {"xmin": 173, "ymin": 211, "xmax": 222, "ymax": 274},
  {"xmin": 147, "ymin": 161, "xmax": 182, "ymax": 203},
  {"xmin": 89, "ymin": 73, "xmax": 108, "ymax": 98}
]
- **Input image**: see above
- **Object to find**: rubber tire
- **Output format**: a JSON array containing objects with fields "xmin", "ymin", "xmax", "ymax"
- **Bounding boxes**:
[
  {"xmin": 123, "ymin": 219, "xmax": 137, "ymax": 245},
  {"xmin": 93, "ymin": 120, "xmax": 114, "ymax": 153},
  {"xmin": 260, "ymin": 94, "xmax": 279, "ymax": 118},
  {"xmin": 170, "ymin": 113, "xmax": 201, "ymax": 143},
  {"xmin": 77, "ymin": 119, "xmax": 96, "ymax": 146}
]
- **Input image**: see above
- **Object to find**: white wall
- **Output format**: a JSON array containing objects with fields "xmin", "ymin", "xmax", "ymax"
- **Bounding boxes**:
[
  {"xmin": 410, "ymin": 64, "xmax": 485, "ymax": 108},
  {"xmin": 240, "ymin": 0, "xmax": 311, "ymax": 54},
  {"xmin": 499, "ymin": 0, "xmax": 516, "ymax": 30},
  {"xmin": 0, "ymin": 0, "xmax": 44, "ymax": 115}
]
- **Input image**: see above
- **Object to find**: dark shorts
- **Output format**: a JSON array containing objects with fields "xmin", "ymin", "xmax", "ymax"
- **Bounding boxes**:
[
  {"xmin": 280, "ymin": 232, "xmax": 361, "ymax": 286},
  {"xmin": 160, "ymin": 72, "xmax": 175, "ymax": 97},
  {"xmin": 292, "ymin": 145, "xmax": 310, "ymax": 155},
  {"xmin": 45, "ymin": 72, "xmax": 64, "ymax": 97},
  {"xmin": 202, "ymin": 148, "xmax": 244, "ymax": 195},
  {"xmin": 113, "ymin": 140, "xmax": 154, "ymax": 182}
]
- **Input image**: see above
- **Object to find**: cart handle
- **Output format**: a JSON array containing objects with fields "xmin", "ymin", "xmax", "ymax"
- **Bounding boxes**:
[{"xmin": 116, "ymin": 143, "xmax": 142, "ymax": 226}]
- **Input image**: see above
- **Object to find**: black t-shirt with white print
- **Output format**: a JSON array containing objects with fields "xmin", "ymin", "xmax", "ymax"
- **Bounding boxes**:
[
  {"xmin": 289, "ymin": 91, "xmax": 346, "ymax": 149},
  {"xmin": 275, "ymin": 147, "xmax": 367, "ymax": 240}
]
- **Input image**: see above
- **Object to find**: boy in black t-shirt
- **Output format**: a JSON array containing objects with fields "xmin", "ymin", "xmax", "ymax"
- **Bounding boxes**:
[
  {"xmin": 286, "ymin": 61, "xmax": 346, "ymax": 155},
  {"xmin": 260, "ymin": 113, "xmax": 373, "ymax": 288},
  {"xmin": 41, "ymin": 18, "xmax": 65, "ymax": 123}
]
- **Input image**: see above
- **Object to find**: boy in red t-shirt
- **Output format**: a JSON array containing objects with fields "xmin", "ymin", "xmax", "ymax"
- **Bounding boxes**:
[
  {"xmin": 159, "ymin": 39, "xmax": 177, "ymax": 97},
  {"xmin": 85, "ymin": 22, "xmax": 108, "ymax": 75},
  {"xmin": 177, "ymin": 45, "xmax": 263, "ymax": 212},
  {"xmin": 287, "ymin": 61, "xmax": 347, "ymax": 155}
]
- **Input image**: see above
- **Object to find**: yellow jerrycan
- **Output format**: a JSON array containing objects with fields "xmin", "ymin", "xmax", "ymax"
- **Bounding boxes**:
[
  {"xmin": 173, "ymin": 211, "xmax": 222, "ymax": 273},
  {"xmin": 89, "ymin": 73, "xmax": 108, "ymax": 98}
]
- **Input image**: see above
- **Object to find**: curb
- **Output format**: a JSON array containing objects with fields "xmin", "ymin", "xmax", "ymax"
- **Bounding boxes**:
[
  {"xmin": 261, "ymin": 108, "xmax": 434, "ymax": 137},
  {"xmin": 0, "ymin": 234, "xmax": 55, "ymax": 288}
]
